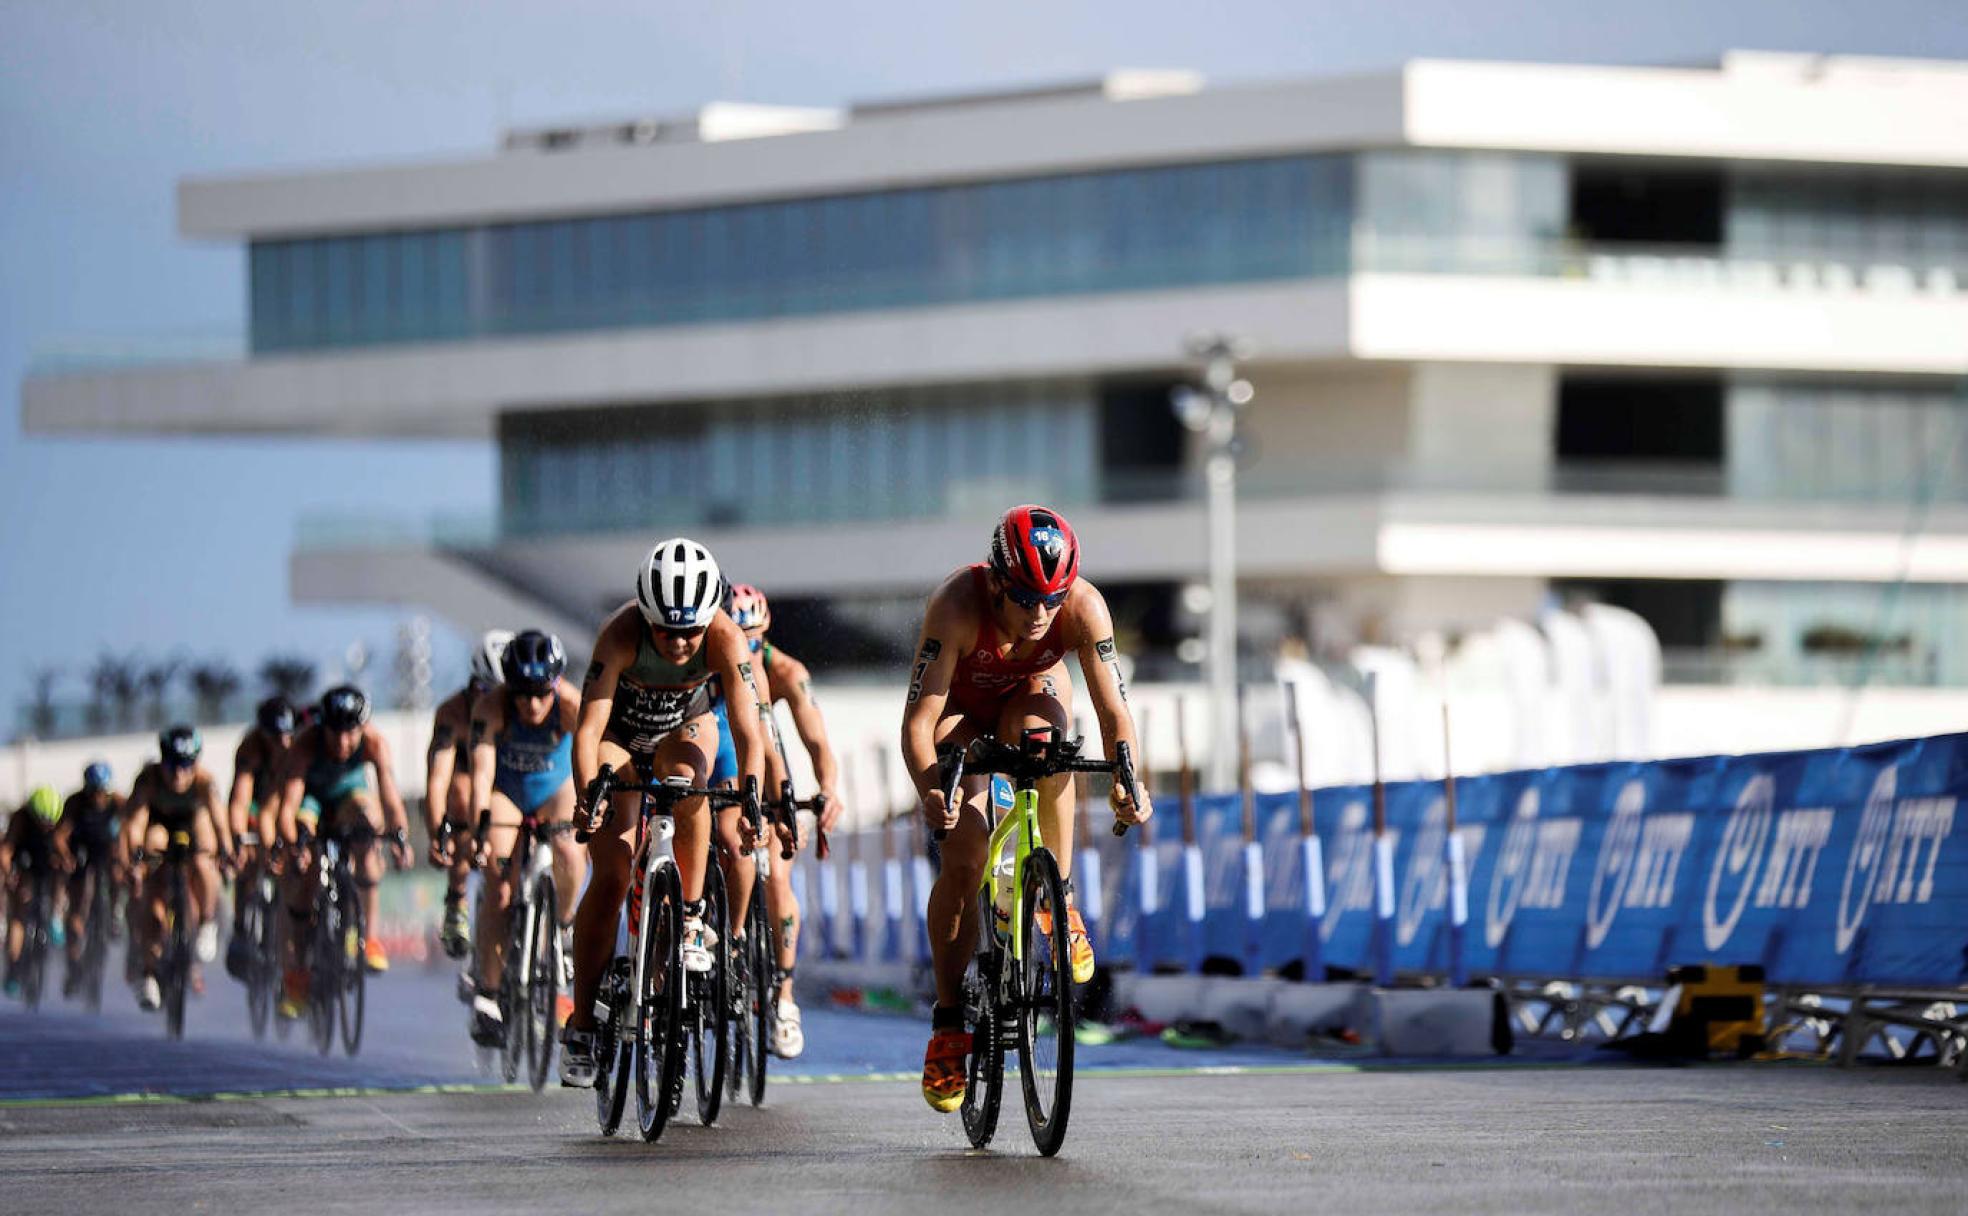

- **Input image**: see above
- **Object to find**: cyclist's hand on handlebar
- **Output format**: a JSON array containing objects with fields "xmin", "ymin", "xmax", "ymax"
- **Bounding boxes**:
[
  {"xmin": 1109, "ymin": 779, "xmax": 1152, "ymax": 827},
  {"xmin": 921, "ymin": 789, "xmax": 958, "ymax": 836},
  {"xmin": 817, "ymin": 787, "xmax": 844, "ymax": 835},
  {"xmin": 771, "ymin": 815, "xmax": 798, "ymax": 858},
  {"xmin": 737, "ymin": 810, "xmax": 762, "ymax": 856},
  {"xmin": 387, "ymin": 831, "xmax": 414, "ymax": 871},
  {"xmin": 427, "ymin": 827, "xmax": 453, "ymax": 869}
]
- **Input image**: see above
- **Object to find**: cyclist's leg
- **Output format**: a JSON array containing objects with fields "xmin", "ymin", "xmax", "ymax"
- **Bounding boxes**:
[
  {"xmin": 924, "ymin": 710, "xmax": 993, "ymax": 1009},
  {"xmin": 64, "ymin": 864, "xmax": 92, "ymax": 964},
  {"xmin": 995, "ymin": 660, "xmax": 1076, "ymax": 877},
  {"xmin": 189, "ymin": 811, "xmax": 221, "ymax": 929},
  {"xmin": 443, "ymin": 771, "xmax": 474, "ymax": 938},
  {"xmin": 5, "ymin": 881, "xmax": 27, "ymax": 970},
  {"xmin": 474, "ymin": 789, "xmax": 523, "ymax": 992},
  {"xmin": 664, "ymin": 711, "xmax": 718, "ymax": 906},
  {"xmin": 713, "ymin": 801, "xmax": 753, "ymax": 935},
  {"xmin": 139, "ymin": 824, "xmax": 170, "ymax": 972},
  {"xmin": 334, "ymin": 792, "xmax": 386, "ymax": 943},
  {"xmin": 540, "ymin": 779, "xmax": 582, "ymax": 938},
  {"xmin": 565, "ymin": 736, "xmax": 641, "ymax": 1036},
  {"xmin": 766, "ymin": 838, "xmax": 800, "ymax": 1003}
]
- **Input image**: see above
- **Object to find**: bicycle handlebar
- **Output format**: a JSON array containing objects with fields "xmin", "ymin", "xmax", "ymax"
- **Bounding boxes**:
[
  {"xmin": 934, "ymin": 736, "xmax": 1141, "ymax": 841},
  {"xmin": 577, "ymin": 766, "xmax": 760, "ymax": 844}
]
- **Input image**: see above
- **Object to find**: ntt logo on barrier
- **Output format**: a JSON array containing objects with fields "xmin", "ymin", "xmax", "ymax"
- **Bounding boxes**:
[
  {"xmin": 1701, "ymin": 775, "xmax": 1836, "ymax": 951},
  {"xmin": 1484, "ymin": 789, "xmax": 1581, "ymax": 949},
  {"xmin": 1835, "ymin": 766, "xmax": 1957, "ymax": 955},
  {"xmin": 1584, "ymin": 780, "xmax": 1696, "ymax": 949}
]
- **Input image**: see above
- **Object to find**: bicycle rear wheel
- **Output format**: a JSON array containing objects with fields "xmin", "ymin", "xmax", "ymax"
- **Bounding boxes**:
[
  {"xmin": 337, "ymin": 872, "xmax": 367, "ymax": 1056},
  {"xmin": 746, "ymin": 892, "xmax": 773, "ymax": 1107},
  {"xmin": 525, "ymin": 871, "xmax": 560, "ymax": 1092},
  {"xmin": 1016, "ymin": 847, "xmax": 1075, "ymax": 1157},
  {"xmin": 595, "ymin": 957, "xmax": 632, "ymax": 1136},
  {"xmin": 961, "ymin": 892, "xmax": 1005, "ymax": 1149},
  {"xmin": 21, "ymin": 877, "xmax": 49, "ymax": 1013},
  {"xmin": 633, "ymin": 863, "xmax": 686, "ymax": 1142}
]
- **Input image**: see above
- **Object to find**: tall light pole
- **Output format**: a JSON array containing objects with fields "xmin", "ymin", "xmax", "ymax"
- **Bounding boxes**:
[{"xmin": 1172, "ymin": 333, "xmax": 1254, "ymax": 792}]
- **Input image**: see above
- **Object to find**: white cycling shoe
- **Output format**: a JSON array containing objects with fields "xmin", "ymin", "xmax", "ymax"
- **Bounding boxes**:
[
  {"xmin": 559, "ymin": 1028, "xmax": 598, "ymax": 1088},
  {"xmin": 136, "ymin": 975, "xmax": 162, "ymax": 1012},
  {"xmin": 194, "ymin": 921, "xmax": 220, "ymax": 964},
  {"xmin": 681, "ymin": 916, "xmax": 716, "ymax": 974},
  {"xmin": 772, "ymin": 1000, "xmax": 805, "ymax": 1059}
]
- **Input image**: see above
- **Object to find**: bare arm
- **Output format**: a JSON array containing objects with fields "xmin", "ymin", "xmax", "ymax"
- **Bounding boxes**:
[
  {"xmin": 122, "ymin": 776, "xmax": 153, "ymax": 858},
  {"xmin": 574, "ymin": 621, "xmax": 631, "ymax": 805},
  {"xmin": 368, "ymin": 729, "xmax": 409, "ymax": 833},
  {"xmin": 468, "ymin": 691, "xmax": 501, "ymax": 829},
  {"xmin": 275, "ymin": 742, "xmax": 310, "ymax": 846},
  {"xmin": 777, "ymin": 654, "xmax": 843, "ymax": 832},
  {"xmin": 424, "ymin": 704, "xmax": 459, "ymax": 836},
  {"xmin": 1071, "ymin": 586, "xmax": 1151, "ymax": 825},
  {"xmin": 711, "ymin": 619, "xmax": 766, "ymax": 797},
  {"xmin": 227, "ymin": 737, "xmax": 259, "ymax": 842},
  {"xmin": 901, "ymin": 586, "xmax": 973, "ymax": 825},
  {"xmin": 202, "ymin": 773, "xmax": 235, "ymax": 857}
]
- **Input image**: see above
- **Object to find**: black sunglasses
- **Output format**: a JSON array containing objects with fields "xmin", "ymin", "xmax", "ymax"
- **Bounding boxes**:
[
  {"xmin": 660, "ymin": 624, "xmax": 709, "ymax": 640},
  {"xmin": 1002, "ymin": 582, "xmax": 1069, "ymax": 610}
]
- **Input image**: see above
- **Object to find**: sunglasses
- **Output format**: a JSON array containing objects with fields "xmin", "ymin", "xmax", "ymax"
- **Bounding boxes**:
[
  {"xmin": 660, "ymin": 624, "xmax": 709, "ymax": 640},
  {"xmin": 1002, "ymin": 582, "xmax": 1070, "ymax": 611}
]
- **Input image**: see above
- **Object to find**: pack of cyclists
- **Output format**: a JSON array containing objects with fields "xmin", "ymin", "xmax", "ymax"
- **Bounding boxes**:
[{"xmin": 1, "ymin": 503, "xmax": 1151, "ymax": 1146}]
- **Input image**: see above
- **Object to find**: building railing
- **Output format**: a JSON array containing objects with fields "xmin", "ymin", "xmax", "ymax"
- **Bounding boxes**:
[{"xmin": 29, "ymin": 232, "xmax": 1968, "ymax": 378}]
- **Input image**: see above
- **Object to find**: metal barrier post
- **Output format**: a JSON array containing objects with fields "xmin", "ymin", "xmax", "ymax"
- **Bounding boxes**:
[
  {"xmin": 1368, "ymin": 673, "xmax": 1394, "ymax": 988},
  {"xmin": 1286, "ymin": 682, "xmax": 1325, "ymax": 981},
  {"xmin": 1238, "ymin": 682, "xmax": 1265, "ymax": 977},
  {"xmin": 1442, "ymin": 701, "xmax": 1468, "ymax": 988},
  {"xmin": 1179, "ymin": 693, "xmax": 1206, "ymax": 975}
]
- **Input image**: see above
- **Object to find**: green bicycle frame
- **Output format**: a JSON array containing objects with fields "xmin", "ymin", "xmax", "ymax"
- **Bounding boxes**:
[{"xmin": 980, "ymin": 774, "xmax": 1044, "ymax": 966}]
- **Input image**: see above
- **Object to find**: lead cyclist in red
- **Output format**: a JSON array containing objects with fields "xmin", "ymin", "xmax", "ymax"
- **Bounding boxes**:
[{"xmin": 901, "ymin": 504, "xmax": 1151, "ymax": 1112}]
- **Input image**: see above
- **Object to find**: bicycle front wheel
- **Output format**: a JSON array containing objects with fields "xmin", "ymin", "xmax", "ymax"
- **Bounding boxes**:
[
  {"xmin": 633, "ymin": 863, "xmax": 685, "ymax": 1142},
  {"xmin": 82, "ymin": 876, "xmax": 111, "ymax": 1013},
  {"xmin": 525, "ymin": 871, "xmax": 560, "ymax": 1093},
  {"xmin": 693, "ymin": 861, "xmax": 730, "ymax": 1126},
  {"xmin": 746, "ymin": 891, "xmax": 773, "ymax": 1108},
  {"xmin": 309, "ymin": 889, "xmax": 337, "ymax": 1056},
  {"xmin": 1017, "ymin": 847, "xmax": 1075, "ymax": 1157},
  {"xmin": 163, "ymin": 874, "xmax": 191, "ymax": 1041},
  {"xmin": 337, "ymin": 871, "xmax": 367, "ymax": 1056}
]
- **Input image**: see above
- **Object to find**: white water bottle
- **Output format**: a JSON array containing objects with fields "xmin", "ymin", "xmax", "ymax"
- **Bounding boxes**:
[{"xmin": 991, "ymin": 856, "xmax": 1016, "ymax": 940}]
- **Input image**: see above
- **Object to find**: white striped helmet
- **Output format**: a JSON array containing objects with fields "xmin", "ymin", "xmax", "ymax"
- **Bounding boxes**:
[
  {"xmin": 637, "ymin": 537, "xmax": 724, "ymax": 630},
  {"xmin": 471, "ymin": 629, "xmax": 515, "ymax": 687}
]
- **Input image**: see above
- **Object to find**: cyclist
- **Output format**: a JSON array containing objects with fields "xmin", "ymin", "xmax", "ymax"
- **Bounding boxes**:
[
  {"xmin": 121, "ymin": 727, "xmax": 234, "ymax": 1011},
  {"xmin": 558, "ymin": 537, "xmax": 768, "ymax": 1088},
  {"xmin": 714, "ymin": 582, "xmax": 843, "ymax": 1059},
  {"xmin": 901, "ymin": 504, "xmax": 1151, "ymax": 1111},
  {"xmin": 464, "ymin": 629, "xmax": 582, "ymax": 1046},
  {"xmin": 426, "ymin": 630, "xmax": 514, "ymax": 962},
  {"xmin": 58, "ymin": 763, "xmax": 125, "ymax": 995},
  {"xmin": 2, "ymin": 785, "xmax": 66, "ymax": 998},
  {"xmin": 274, "ymin": 685, "xmax": 415, "ymax": 1019},
  {"xmin": 223, "ymin": 697, "xmax": 294, "ymax": 980}
]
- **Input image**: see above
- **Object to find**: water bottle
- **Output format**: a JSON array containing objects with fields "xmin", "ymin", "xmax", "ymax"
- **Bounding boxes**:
[{"xmin": 991, "ymin": 856, "xmax": 1016, "ymax": 941}]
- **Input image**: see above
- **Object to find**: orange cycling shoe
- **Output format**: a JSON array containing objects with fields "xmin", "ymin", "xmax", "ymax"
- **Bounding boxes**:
[
  {"xmin": 1036, "ymin": 903, "xmax": 1098, "ymax": 985},
  {"xmin": 363, "ymin": 939, "xmax": 390, "ymax": 973},
  {"xmin": 278, "ymin": 968, "xmax": 308, "ymax": 1019},
  {"xmin": 922, "ymin": 1027, "xmax": 971, "ymax": 1113}
]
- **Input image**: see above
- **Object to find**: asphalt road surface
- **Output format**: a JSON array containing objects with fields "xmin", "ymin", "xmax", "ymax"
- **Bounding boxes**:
[{"xmin": 3, "ymin": 965, "xmax": 1964, "ymax": 1215}]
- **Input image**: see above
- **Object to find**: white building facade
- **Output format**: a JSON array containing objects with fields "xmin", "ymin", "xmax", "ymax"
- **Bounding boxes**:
[{"xmin": 23, "ymin": 51, "xmax": 1968, "ymax": 703}]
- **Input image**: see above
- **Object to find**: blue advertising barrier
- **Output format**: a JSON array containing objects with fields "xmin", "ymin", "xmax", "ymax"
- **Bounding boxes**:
[{"xmin": 1089, "ymin": 731, "xmax": 1968, "ymax": 993}]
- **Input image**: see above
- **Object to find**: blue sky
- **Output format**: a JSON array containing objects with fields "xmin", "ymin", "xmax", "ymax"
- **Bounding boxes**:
[{"xmin": 5, "ymin": 0, "xmax": 1967, "ymax": 725}]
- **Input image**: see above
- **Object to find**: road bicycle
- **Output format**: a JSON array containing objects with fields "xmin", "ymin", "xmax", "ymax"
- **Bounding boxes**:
[
  {"xmin": 578, "ymin": 766, "xmax": 757, "ymax": 1142},
  {"xmin": 233, "ymin": 833, "xmax": 281, "ymax": 1038},
  {"xmin": 726, "ymin": 776, "xmax": 818, "ymax": 1109},
  {"xmin": 936, "ymin": 730, "xmax": 1137, "ymax": 1157},
  {"xmin": 297, "ymin": 821, "xmax": 403, "ymax": 1057},
  {"xmin": 472, "ymin": 808, "xmax": 571, "ymax": 1091}
]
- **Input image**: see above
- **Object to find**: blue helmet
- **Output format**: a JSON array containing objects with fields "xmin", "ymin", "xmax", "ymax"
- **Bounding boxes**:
[{"xmin": 83, "ymin": 762, "xmax": 113, "ymax": 793}]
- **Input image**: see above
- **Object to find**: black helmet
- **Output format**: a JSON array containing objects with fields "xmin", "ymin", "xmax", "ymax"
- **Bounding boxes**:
[
  {"xmin": 319, "ymin": 685, "xmax": 370, "ymax": 732},
  {"xmin": 502, "ymin": 630, "xmax": 566, "ymax": 695},
  {"xmin": 159, "ymin": 725, "xmax": 203, "ymax": 768},
  {"xmin": 257, "ymin": 695, "xmax": 297, "ymax": 737}
]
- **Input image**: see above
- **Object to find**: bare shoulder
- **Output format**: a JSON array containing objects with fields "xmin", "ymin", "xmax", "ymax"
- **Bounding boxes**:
[
  {"xmin": 1063, "ymin": 577, "xmax": 1114, "ymax": 645},
  {"xmin": 469, "ymin": 687, "xmax": 505, "ymax": 727},
  {"xmin": 922, "ymin": 567, "xmax": 982, "ymax": 644},
  {"xmin": 595, "ymin": 602, "xmax": 643, "ymax": 662}
]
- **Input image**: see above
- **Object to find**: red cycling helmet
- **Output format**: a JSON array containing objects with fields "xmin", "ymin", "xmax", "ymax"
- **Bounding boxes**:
[
  {"xmin": 728, "ymin": 583, "xmax": 771, "ymax": 632},
  {"xmin": 989, "ymin": 505, "xmax": 1080, "ymax": 602}
]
